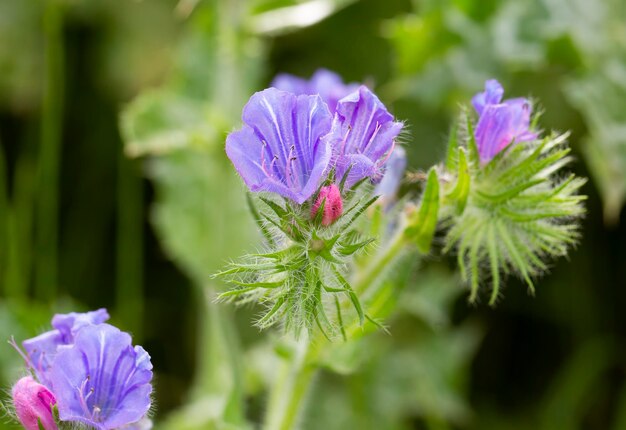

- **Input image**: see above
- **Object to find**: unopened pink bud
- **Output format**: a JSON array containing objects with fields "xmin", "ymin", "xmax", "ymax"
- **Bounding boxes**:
[
  {"xmin": 12, "ymin": 376, "xmax": 58, "ymax": 430},
  {"xmin": 311, "ymin": 184, "xmax": 343, "ymax": 226}
]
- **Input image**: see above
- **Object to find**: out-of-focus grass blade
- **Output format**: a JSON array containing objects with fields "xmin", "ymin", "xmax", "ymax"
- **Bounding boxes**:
[
  {"xmin": 116, "ymin": 153, "xmax": 144, "ymax": 339},
  {"xmin": 35, "ymin": 0, "xmax": 64, "ymax": 301}
]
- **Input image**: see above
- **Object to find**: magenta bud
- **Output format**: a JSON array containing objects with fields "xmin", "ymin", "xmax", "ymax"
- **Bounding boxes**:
[
  {"xmin": 311, "ymin": 184, "xmax": 343, "ymax": 226},
  {"xmin": 12, "ymin": 376, "xmax": 58, "ymax": 430}
]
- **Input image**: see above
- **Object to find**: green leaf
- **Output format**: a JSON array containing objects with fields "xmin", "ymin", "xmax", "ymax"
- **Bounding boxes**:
[
  {"xmin": 333, "ymin": 267, "xmax": 365, "ymax": 327},
  {"xmin": 465, "ymin": 113, "xmax": 480, "ymax": 167},
  {"xmin": 445, "ymin": 121, "xmax": 459, "ymax": 170},
  {"xmin": 446, "ymin": 147, "xmax": 470, "ymax": 214},
  {"xmin": 406, "ymin": 168, "xmax": 440, "ymax": 253}
]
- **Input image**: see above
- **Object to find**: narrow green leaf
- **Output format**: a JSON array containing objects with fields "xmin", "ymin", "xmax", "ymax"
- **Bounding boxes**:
[
  {"xmin": 259, "ymin": 196, "xmax": 287, "ymax": 218},
  {"xmin": 313, "ymin": 196, "xmax": 327, "ymax": 225},
  {"xmin": 465, "ymin": 113, "xmax": 480, "ymax": 166},
  {"xmin": 337, "ymin": 195, "xmax": 380, "ymax": 230},
  {"xmin": 334, "ymin": 296, "xmax": 347, "ymax": 341},
  {"xmin": 230, "ymin": 280, "xmax": 284, "ymax": 289},
  {"xmin": 333, "ymin": 268, "xmax": 365, "ymax": 326},
  {"xmin": 487, "ymin": 224, "xmax": 500, "ymax": 306},
  {"xmin": 477, "ymin": 178, "xmax": 545, "ymax": 204},
  {"xmin": 337, "ymin": 238, "xmax": 376, "ymax": 256},
  {"xmin": 445, "ymin": 121, "xmax": 459, "ymax": 170},
  {"xmin": 405, "ymin": 168, "xmax": 440, "ymax": 253},
  {"xmin": 446, "ymin": 148, "xmax": 470, "ymax": 214},
  {"xmin": 338, "ymin": 164, "xmax": 354, "ymax": 193},
  {"xmin": 257, "ymin": 295, "xmax": 286, "ymax": 328},
  {"xmin": 217, "ymin": 286, "xmax": 259, "ymax": 300}
]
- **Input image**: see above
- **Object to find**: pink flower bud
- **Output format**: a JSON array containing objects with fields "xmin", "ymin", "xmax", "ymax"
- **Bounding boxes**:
[
  {"xmin": 311, "ymin": 184, "xmax": 343, "ymax": 226},
  {"xmin": 12, "ymin": 376, "xmax": 58, "ymax": 430}
]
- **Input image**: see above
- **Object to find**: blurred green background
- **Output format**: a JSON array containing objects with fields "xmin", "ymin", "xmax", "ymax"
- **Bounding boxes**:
[{"xmin": 0, "ymin": 0, "xmax": 625, "ymax": 429}]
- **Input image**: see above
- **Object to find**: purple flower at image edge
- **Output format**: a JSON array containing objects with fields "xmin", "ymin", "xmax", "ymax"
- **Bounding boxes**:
[
  {"xmin": 472, "ymin": 79, "xmax": 537, "ymax": 164},
  {"xmin": 375, "ymin": 146, "xmax": 407, "ymax": 204},
  {"xmin": 22, "ymin": 309, "xmax": 110, "ymax": 386},
  {"xmin": 226, "ymin": 88, "xmax": 333, "ymax": 204},
  {"xmin": 329, "ymin": 85, "xmax": 403, "ymax": 187},
  {"xmin": 271, "ymin": 68, "xmax": 359, "ymax": 113},
  {"xmin": 48, "ymin": 323, "xmax": 153, "ymax": 430}
]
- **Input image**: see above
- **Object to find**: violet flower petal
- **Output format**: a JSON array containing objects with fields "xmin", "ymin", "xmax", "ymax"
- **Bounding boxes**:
[
  {"xmin": 375, "ymin": 146, "xmax": 407, "ymax": 200},
  {"xmin": 472, "ymin": 79, "xmax": 504, "ymax": 116},
  {"xmin": 271, "ymin": 68, "xmax": 359, "ymax": 113},
  {"xmin": 22, "ymin": 309, "xmax": 110, "ymax": 387},
  {"xmin": 49, "ymin": 324, "xmax": 153, "ymax": 430},
  {"xmin": 330, "ymin": 86, "xmax": 403, "ymax": 187},
  {"xmin": 472, "ymin": 80, "xmax": 537, "ymax": 163},
  {"xmin": 226, "ymin": 88, "xmax": 333, "ymax": 204},
  {"xmin": 52, "ymin": 308, "xmax": 110, "ymax": 343}
]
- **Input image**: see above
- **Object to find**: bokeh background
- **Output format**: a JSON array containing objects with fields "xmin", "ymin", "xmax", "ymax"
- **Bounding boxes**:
[{"xmin": 1, "ymin": 0, "xmax": 625, "ymax": 429}]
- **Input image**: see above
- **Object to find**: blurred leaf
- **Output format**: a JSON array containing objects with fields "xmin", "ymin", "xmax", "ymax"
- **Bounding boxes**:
[
  {"xmin": 249, "ymin": 0, "xmax": 359, "ymax": 36},
  {"xmin": 0, "ymin": 0, "xmax": 42, "ymax": 112},
  {"xmin": 564, "ymin": 58, "xmax": 626, "ymax": 223},
  {"xmin": 398, "ymin": 267, "xmax": 463, "ymax": 330}
]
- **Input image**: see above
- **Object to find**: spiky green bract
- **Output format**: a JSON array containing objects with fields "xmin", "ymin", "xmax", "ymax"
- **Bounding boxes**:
[
  {"xmin": 215, "ymin": 181, "xmax": 379, "ymax": 338},
  {"xmin": 443, "ymin": 114, "xmax": 586, "ymax": 305}
]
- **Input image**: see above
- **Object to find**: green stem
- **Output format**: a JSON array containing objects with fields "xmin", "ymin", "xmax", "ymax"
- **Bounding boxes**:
[
  {"xmin": 353, "ymin": 225, "xmax": 408, "ymax": 296},
  {"xmin": 36, "ymin": 0, "xmax": 64, "ymax": 300},
  {"xmin": 263, "ymin": 338, "xmax": 316, "ymax": 430},
  {"xmin": 263, "ymin": 227, "xmax": 410, "ymax": 430}
]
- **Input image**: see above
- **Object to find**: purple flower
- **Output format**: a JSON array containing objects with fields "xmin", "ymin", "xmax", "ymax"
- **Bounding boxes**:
[
  {"xmin": 226, "ymin": 88, "xmax": 333, "ymax": 204},
  {"xmin": 472, "ymin": 79, "xmax": 537, "ymax": 163},
  {"xmin": 22, "ymin": 309, "xmax": 110, "ymax": 386},
  {"xmin": 48, "ymin": 323, "xmax": 153, "ymax": 430},
  {"xmin": 329, "ymin": 86, "xmax": 403, "ymax": 187},
  {"xmin": 271, "ymin": 68, "xmax": 359, "ymax": 113},
  {"xmin": 12, "ymin": 376, "xmax": 58, "ymax": 430}
]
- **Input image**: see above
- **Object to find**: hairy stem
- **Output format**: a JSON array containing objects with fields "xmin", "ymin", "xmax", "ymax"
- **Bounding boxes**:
[
  {"xmin": 353, "ymin": 224, "xmax": 408, "ymax": 296},
  {"xmin": 263, "ymin": 337, "xmax": 315, "ymax": 430},
  {"xmin": 264, "ymin": 224, "xmax": 410, "ymax": 429}
]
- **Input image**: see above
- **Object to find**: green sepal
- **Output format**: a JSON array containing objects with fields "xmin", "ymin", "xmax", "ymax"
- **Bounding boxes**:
[
  {"xmin": 259, "ymin": 196, "xmax": 287, "ymax": 219},
  {"xmin": 445, "ymin": 147, "xmax": 470, "ymax": 215},
  {"xmin": 445, "ymin": 121, "xmax": 459, "ymax": 170},
  {"xmin": 337, "ymin": 238, "xmax": 376, "ymax": 256},
  {"xmin": 405, "ymin": 168, "xmax": 440, "ymax": 254},
  {"xmin": 465, "ymin": 112, "xmax": 480, "ymax": 166},
  {"xmin": 333, "ymin": 267, "xmax": 365, "ymax": 326},
  {"xmin": 312, "ymin": 196, "xmax": 327, "ymax": 226}
]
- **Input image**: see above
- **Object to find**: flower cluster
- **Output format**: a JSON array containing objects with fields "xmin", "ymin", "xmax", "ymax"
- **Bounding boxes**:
[
  {"xmin": 441, "ymin": 79, "xmax": 585, "ymax": 304},
  {"xmin": 11, "ymin": 309, "xmax": 153, "ymax": 430},
  {"xmin": 219, "ymin": 71, "xmax": 585, "ymax": 332},
  {"xmin": 220, "ymin": 70, "xmax": 405, "ymax": 336},
  {"xmin": 226, "ymin": 71, "xmax": 403, "ymax": 207}
]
